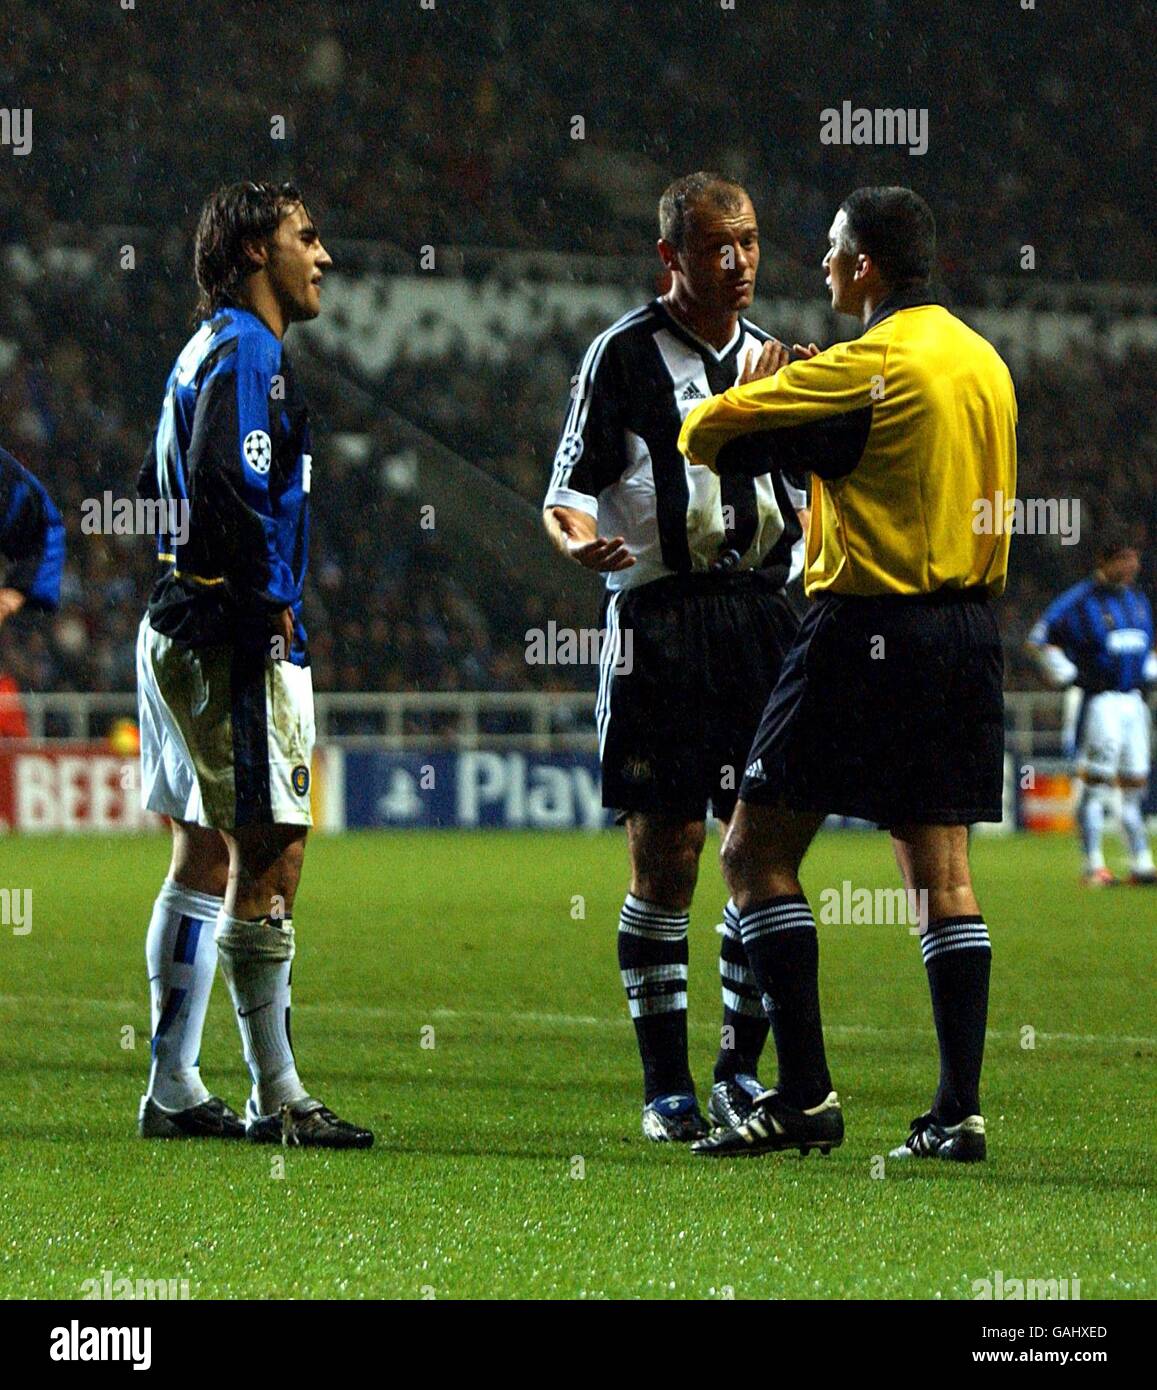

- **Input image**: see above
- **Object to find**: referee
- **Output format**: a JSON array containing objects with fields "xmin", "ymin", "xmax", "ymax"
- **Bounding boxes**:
[
  {"xmin": 679, "ymin": 187, "xmax": 1018, "ymax": 1162},
  {"xmin": 543, "ymin": 173, "xmax": 809, "ymax": 1141}
]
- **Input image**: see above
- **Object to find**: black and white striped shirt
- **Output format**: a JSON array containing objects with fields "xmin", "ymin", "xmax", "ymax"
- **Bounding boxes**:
[{"xmin": 544, "ymin": 298, "xmax": 804, "ymax": 592}]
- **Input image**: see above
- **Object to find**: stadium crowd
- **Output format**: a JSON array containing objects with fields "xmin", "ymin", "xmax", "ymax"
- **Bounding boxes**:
[
  {"xmin": 2, "ymin": 271, "xmax": 1153, "ymax": 704},
  {"xmin": 2, "ymin": 0, "xmax": 1149, "ymax": 282},
  {"xmin": 0, "ymin": 0, "xmax": 1152, "ymax": 705}
]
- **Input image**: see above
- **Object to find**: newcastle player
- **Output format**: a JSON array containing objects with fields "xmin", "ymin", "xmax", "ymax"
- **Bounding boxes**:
[{"xmin": 543, "ymin": 173, "xmax": 811, "ymax": 1141}]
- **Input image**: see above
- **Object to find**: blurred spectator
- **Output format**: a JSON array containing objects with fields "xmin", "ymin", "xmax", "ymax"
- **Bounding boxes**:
[
  {"xmin": 0, "ymin": 0, "xmax": 1151, "ymax": 695},
  {"xmin": 0, "ymin": 672, "xmax": 29, "ymax": 737}
]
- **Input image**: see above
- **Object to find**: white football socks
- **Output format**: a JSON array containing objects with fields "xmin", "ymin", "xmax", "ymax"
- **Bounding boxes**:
[
  {"xmin": 1120, "ymin": 787, "xmax": 1155, "ymax": 873},
  {"xmin": 146, "ymin": 879, "xmax": 224, "ymax": 1111},
  {"xmin": 1077, "ymin": 784, "xmax": 1109, "ymax": 872},
  {"xmin": 214, "ymin": 912, "xmax": 308, "ymax": 1115}
]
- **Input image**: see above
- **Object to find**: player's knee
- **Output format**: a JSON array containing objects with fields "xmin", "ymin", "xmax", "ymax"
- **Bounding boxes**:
[
  {"xmin": 635, "ymin": 853, "xmax": 698, "ymax": 906},
  {"xmin": 1080, "ymin": 780, "xmax": 1116, "ymax": 811},
  {"xmin": 268, "ymin": 833, "xmax": 307, "ymax": 903},
  {"xmin": 231, "ymin": 825, "xmax": 308, "ymax": 912},
  {"xmin": 631, "ymin": 824, "xmax": 702, "ymax": 906},
  {"xmin": 719, "ymin": 828, "xmax": 756, "ymax": 892},
  {"xmin": 170, "ymin": 822, "xmax": 229, "ymax": 898}
]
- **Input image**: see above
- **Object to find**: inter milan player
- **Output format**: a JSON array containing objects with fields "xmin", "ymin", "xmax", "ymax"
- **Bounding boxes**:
[
  {"xmin": 135, "ymin": 181, "xmax": 372, "ymax": 1147},
  {"xmin": 543, "ymin": 173, "xmax": 811, "ymax": 1141},
  {"xmin": 1028, "ymin": 533, "xmax": 1156, "ymax": 886},
  {"xmin": 0, "ymin": 446, "xmax": 65, "ymax": 624},
  {"xmin": 681, "ymin": 187, "xmax": 1017, "ymax": 1163}
]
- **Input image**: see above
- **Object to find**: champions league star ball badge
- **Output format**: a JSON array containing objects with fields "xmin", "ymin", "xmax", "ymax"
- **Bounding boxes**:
[
  {"xmin": 243, "ymin": 429, "xmax": 273, "ymax": 475},
  {"xmin": 554, "ymin": 432, "xmax": 583, "ymax": 467}
]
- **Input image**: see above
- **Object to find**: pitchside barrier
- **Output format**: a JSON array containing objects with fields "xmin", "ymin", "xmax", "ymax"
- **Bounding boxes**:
[{"xmin": 1, "ymin": 691, "xmax": 1153, "ymax": 834}]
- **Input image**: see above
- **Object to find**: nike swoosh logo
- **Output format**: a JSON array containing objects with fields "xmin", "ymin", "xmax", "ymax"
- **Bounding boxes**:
[{"xmin": 237, "ymin": 1002, "xmax": 272, "ymax": 1018}]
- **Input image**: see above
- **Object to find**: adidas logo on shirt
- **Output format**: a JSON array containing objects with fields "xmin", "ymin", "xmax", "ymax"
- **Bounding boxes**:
[{"xmin": 680, "ymin": 381, "xmax": 707, "ymax": 400}]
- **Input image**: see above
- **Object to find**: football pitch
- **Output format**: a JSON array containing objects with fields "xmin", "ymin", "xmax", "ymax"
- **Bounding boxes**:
[{"xmin": 1, "ymin": 829, "xmax": 1151, "ymax": 1301}]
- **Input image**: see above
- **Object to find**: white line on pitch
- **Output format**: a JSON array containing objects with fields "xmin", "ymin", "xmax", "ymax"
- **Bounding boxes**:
[{"xmin": 0, "ymin": 994, "xmax": 1153, "ymax": 1047}]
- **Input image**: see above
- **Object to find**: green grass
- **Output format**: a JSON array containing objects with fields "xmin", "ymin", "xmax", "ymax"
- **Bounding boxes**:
[{"xmin": 0, "ymin": 830, "xmax": 1151, "ymax": 1300}]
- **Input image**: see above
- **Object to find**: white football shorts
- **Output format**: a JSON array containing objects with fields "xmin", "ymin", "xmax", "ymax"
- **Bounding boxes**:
[
  {"xmin": 136, "ymin": 616, "xmax": 315, "ymax": 830},
  {"xmin": 1074, "ymin": 688, "xmax": 1152, "ymax": 782}
]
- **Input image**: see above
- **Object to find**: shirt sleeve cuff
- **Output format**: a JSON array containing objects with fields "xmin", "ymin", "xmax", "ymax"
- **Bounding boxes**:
[{"xmin": 543, "ymin": 488, "xmax": 599, "ymax": 517}]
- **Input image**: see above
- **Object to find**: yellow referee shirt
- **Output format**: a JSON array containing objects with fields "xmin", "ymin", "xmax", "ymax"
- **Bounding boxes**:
[{"xmin": 678, "ymin": 288, "xmax": 1018, "ymax": 597}]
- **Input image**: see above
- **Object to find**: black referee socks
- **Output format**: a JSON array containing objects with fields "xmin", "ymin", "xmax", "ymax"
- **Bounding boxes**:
[
  {"xmin": 921, "ymin": 915, "xmax": 992, "ymax": 1124},
  {"xmin": 738, "ymin": 895, "xmax": 833, "ymax": 1109}
]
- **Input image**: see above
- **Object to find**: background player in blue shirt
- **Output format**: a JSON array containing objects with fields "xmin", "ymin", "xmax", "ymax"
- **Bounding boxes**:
[
  {"xmin": 1027, "ymin": 532, "xmax": 1156, "ymax": 885},
  {"xmin": 0, "ymin": 446, "xmax": 66, "ymax": 623}
]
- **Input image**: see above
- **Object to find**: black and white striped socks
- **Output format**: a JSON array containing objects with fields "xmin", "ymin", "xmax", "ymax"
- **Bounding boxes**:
[
  {"xmin": 714, "ymin": 899, "xmax": 770, "ymax": 1083},
  {"xmin": 617, "ymin": 894, "xmax": 694, "ymax": 1102}
]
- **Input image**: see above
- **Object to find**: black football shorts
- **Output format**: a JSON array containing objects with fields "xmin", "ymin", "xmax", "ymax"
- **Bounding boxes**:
[
  {"xmin": 597, "ymin": 570, "xmax": 799, "ymax": 822},
  {"xmin": 740, "ymin": 588, "xmax": 1006, "ymax": 826}
]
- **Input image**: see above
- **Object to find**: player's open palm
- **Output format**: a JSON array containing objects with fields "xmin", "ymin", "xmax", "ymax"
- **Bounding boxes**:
[{"xmin": 550, "ymin": 506, "xmax": 635, "ymax": 573}]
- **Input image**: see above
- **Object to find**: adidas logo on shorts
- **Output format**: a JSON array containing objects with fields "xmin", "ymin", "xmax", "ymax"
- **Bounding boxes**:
[{"xmin": 745, "ymin": 758, "xmax": 764, "ymax": 780}]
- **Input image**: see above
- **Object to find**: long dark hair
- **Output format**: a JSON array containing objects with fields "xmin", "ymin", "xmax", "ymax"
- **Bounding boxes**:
[{"xmin": 193, "ymin": 180, "xmax": 304, "ymax": 321}]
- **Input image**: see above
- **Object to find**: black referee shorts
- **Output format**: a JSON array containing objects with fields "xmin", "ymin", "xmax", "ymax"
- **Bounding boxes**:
[
  {"xmin": 598, "ymin": 570, "xmax": 800, "ymax": 822},
  {"xmin": 740, "ymin": 588, "xmax": 1005, "ymax": 826}
]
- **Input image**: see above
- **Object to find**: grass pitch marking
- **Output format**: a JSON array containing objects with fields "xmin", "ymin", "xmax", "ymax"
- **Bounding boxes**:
[{"xmin": 0, "ymin": 993, "xmax": 1152, "ymax": 1047}]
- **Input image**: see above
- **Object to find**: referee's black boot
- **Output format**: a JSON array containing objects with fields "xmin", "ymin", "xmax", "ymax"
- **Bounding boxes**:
[
  {"xmin": 691, "ymin": 1088, "xmax": 843, "ymax": 1157},
  {"xmin": 888, "ymin": 1111, "xmax": 986, "ymax": 1162}
]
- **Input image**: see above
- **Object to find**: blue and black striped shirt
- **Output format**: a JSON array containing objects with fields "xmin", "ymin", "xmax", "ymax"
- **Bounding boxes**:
[
  {"xmin": 0, "ymin": 446, "xmax": 65, "ymax": 611},
  {"xmin": 1030, "ymin": 578, "xmax": 1154, "ymax": 692},
  {"xmin": 138, "ymin": 307, "xmax": 313, "ymax": 664}
]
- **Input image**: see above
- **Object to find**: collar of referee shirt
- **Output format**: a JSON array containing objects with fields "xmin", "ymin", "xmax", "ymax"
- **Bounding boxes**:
[{"xmin": 864, "ymin": 283, "xmax": 938, "ymax": 331}]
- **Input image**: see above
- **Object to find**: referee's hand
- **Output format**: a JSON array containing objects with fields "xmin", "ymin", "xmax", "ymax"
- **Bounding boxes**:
[
  {"xmin": 739, "ymin": 340, "xmax": 819, "ymax": 385},
  {"xmin": 546, "ymin": 506, "xmax": 635, "ymax": 573}
]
